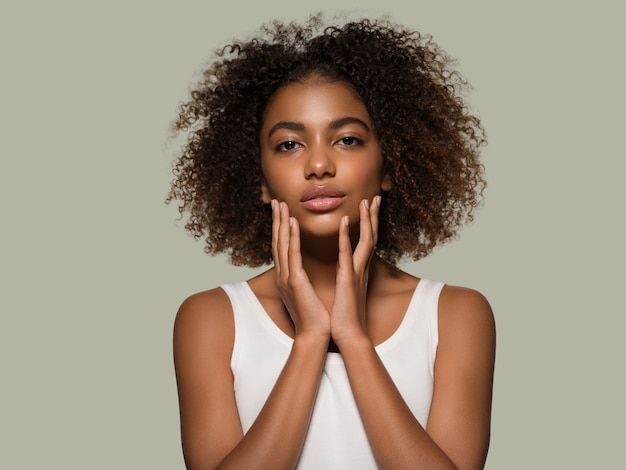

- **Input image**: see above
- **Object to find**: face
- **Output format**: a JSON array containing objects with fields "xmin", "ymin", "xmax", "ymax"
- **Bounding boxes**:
[{"xmin": 259, "ymin": 80, "xmax": 392, "ymax": 238}]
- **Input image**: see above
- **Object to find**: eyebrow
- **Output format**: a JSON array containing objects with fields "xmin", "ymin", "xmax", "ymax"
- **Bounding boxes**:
[
  {"xmin": 266, "ymin": 116, "xmax": 371, "ymax": 138},
  {"xmin": 267, "ymin": 121, "xmax": 305, "ymax": 137}
]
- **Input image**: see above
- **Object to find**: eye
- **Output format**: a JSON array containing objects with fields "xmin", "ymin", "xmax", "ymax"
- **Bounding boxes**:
[
  {"xmin": 276, "ymin": 140, "xmax": 301, "ymax": 152},
  {"xmin": 337, "ymin": 136, "xmax": 362, "ymax": 147}
]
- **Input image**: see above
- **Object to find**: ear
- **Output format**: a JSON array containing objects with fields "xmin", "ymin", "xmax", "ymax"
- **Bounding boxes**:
[
  {"xmin": 260, "ymin": 177, "xmax": 272, "ymax": 204},
  {"xmin": 381, "ymin": 173, "xmax": 393, "ymax": 192}
]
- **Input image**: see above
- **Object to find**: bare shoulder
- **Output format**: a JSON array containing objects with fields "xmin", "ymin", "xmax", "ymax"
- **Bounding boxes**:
[
  {"xmin": 175, "ymin": 287, "xmax": 233, "ymax": 328},
  {"xmin": 173, "ymin": 287, "xmax": 235, "ymax": 363},
  {"xmin": 435, "ymin": 284, "xmax": 496, "ymax": 380},
  {"xmin": 438, "ymin": 285, "xmax": 495, "ymax": 342}
]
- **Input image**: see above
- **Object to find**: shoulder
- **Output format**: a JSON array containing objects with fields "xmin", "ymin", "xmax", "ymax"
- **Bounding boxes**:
[
  {"xmin": 173, "ymin": 287, "xmax": 235, "ymax": 364},
  {"xmin": 174, "ymin": 287, "xmax": 233, "ymax": 330},
  {"xmin": 438, "ymin": 285, "xmax": 495, "ymax": 332},
  {"xmin": 436, "ymin": 284, "xmax": 496, "ymax": 368}
]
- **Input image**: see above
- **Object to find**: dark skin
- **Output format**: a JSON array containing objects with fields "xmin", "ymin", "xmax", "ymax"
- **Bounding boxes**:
[{"xmin": 173, "ymin": 80, "xmax": 495, "ymax": 469}]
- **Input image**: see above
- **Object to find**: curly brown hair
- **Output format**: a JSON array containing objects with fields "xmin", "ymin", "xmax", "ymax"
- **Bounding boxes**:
[{"xmin": 166, "ymin": 14, "xmax": 486, "ymax": 267}]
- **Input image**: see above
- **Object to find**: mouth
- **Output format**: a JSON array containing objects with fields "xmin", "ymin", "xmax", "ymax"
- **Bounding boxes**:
[{"xmin": 300, "ymin": 186, "xmax": 346, "ymax": 211}]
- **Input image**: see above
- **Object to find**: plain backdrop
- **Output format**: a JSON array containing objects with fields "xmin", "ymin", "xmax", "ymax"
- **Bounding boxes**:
[{"xmin": 1, "ymin": 1, "xmax": 623, "ymax": 468}]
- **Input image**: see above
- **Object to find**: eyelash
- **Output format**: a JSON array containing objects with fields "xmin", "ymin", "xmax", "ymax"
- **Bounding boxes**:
[
  {"xmin": 276, "ymin": 140, "xmax": 301, "ymax": 152},
  {"xmin": 337, "ymin": 136, "xmax": 362, "ymax": 147},
  {"xmin": 274, "ymin": 136, "xmax": 363, "ymax": 152}
]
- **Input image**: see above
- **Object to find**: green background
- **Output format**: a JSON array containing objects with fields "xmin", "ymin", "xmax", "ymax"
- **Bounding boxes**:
[{"xmin": 1, "ymin": 1, "xmax": 623, "ymax": 468}]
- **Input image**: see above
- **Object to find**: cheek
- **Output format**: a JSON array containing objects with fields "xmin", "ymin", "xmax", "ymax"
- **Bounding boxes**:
[
  {"xmin": 260, "ymin": 165, "xmax": 296, "ymax": 201},
  {"xmin": 350, "ymin": 161, "xmax": 385, "ymax": 188},
  {"xmin": 260, "ymin": 158, "xmax": 277, "ymax": 203},
  {"xmin": 262, "ymin": 154, "xmax": 301, "ymax": 179}
]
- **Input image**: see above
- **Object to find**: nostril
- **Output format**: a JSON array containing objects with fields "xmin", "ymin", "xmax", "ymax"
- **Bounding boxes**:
[{"xmin": 305, "ymin": 156, "xmax": 336, "ymax": 179}]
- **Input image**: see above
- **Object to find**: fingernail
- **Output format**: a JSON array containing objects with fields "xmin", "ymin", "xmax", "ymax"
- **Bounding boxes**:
[
  {"xmin": 364, "ymin": 199, "xmax": 370, "ymax": 210},
  {"xmin": 271, "ymin": 200, "xmax": 276, "ymax": 210},
  {"xmin": 343, "ymin": 216, "xmax": 349, "ymax": 226},
  {"xmin": 289, "ymin": 217, "xmax": 294, "ymax": 227},
  {"xmin": 375, "ymin": 195, "xmax": 381, "ymax": 207},
  {"xmin": 279, "ymin": 202, "xmax": 284, "ymax": 212}
]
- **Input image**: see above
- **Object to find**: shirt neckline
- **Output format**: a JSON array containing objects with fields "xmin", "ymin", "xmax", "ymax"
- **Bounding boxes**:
[{"xmin": 241, "ymin": 280, "xmax": 426, "ymax": 357}]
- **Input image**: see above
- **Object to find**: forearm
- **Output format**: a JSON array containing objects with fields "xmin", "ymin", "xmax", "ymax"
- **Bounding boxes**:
[
  {"xmin": 340, "ymin": 337, "xmax": 456, "ymax": 470},
  {"xmin": 216, "ymin": 334, "xmax": 328, "ymax": 470}
]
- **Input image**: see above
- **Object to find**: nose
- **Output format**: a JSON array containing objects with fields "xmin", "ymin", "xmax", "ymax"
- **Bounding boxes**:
[{"xmin": 304, "ymin": 144, "xmax": 336, "ymax": 179}]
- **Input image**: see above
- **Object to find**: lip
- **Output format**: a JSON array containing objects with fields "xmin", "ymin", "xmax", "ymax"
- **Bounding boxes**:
[{"xmin": 300, "ymin": 186, "xmax": 346, "ymax": 212}]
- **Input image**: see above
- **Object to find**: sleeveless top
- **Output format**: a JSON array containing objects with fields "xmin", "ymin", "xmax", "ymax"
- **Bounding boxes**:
[{"xmin": 221, "ymin": 279, "xmax": 444, "ymax": 469}]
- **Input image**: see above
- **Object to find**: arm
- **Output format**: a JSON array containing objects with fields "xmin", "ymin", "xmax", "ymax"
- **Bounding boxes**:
[
  {"xmin": 173, "ymin": 289, "xmax": 242, "ymax": 470},
  {"xmin": 331, "ymin": 198, "xmax": 496, "ymax": 469},
  {"xmin": 425, "ymin": 286, "xmax": 496, "ymax": 468},
  {"xmin": 338, "ymin": 287, "xmax": 495, "ymax": 470},
  {"xmin": 174, "ymin": 289, "xmax": 329, "ymax": 470},
  {"xmin": 174, "ymin": 201, "xmax": 332, "ymax": 470}
]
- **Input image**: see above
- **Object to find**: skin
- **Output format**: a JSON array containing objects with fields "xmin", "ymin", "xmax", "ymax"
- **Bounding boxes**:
[{"xmin": 173, "ymin": 79, "xmax": 496, "ymax": 469}]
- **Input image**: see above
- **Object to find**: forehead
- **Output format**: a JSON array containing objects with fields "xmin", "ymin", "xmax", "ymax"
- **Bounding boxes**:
[{"xmin": 261, "ymin": 80, "xmax": 371, "ymax": 129}]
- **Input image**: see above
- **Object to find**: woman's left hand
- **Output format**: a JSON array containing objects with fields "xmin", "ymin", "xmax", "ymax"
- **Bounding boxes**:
[{"xmin": 330, "ymin": 195, "xmax": 381, "ymax": 347}]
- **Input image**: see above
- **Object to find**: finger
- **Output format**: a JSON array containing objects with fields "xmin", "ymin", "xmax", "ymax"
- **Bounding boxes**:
[
  {"xmin": 337, "ymin": 215, "xmax": 354, "ymax": 280},
  {"xmin": 271, "ymin": 199, "xmax": 281, "ymax": 274},
  {"xmin": 276, "ymin": 201, "xmax": 292, "ymax": 279},
  {"xmin": 370, "ymin": 195, "xmax": 381, "ymax": 246},
  {"xmin": 353, "ymin": 199, "xmax": 375, "ymax": 270},
  {"xmin": 287, "ymin": 216, "xmax": 305, "ymax": 277}
]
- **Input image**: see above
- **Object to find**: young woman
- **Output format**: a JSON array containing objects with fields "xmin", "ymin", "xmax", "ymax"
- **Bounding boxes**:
[{"xmin": 168, "ymin": 15, "xmax": 495, "ymax": 470}]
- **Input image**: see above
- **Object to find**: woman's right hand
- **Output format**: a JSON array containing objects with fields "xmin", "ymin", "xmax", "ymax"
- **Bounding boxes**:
[{"xmin": 271, "ymin": 200, "xmax": 331, "ymax": 341}]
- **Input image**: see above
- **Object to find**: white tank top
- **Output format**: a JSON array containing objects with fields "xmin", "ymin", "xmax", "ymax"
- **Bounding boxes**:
[{"xmin": 221, "ymin": 279, "xmax": 443, "ymax": 469}]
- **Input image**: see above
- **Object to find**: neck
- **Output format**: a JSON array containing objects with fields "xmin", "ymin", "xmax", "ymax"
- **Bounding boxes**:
[
  {"xmin": 298, "ymin": 236, "xmax": 341, "ymax": 296},
  {"xmin": 298, "ymin": 224, "xmax": 359, "ymax": 275},
  {"xmin": 297, "ymin": 235, "xmax": 390, "ymax": 304}
]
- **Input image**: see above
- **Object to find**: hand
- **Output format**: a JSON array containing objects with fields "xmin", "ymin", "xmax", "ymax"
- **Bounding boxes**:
[
  {"xmin": 330, "ymin": 196, "xmax": 381, "ymax": 347},
  {"xmin": 271, "ymin": 200, "xmax": 331, "ymax": 341}
]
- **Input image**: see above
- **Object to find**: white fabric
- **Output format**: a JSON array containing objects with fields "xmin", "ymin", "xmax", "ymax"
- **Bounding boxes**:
[{"xmin": 221, "ymin": 279, "xmax": 443, "ymax": 469}]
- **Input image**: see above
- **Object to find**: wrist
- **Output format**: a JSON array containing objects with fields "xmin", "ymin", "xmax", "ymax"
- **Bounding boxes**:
[
  {"xmin": 293, "ymin": 330, "xmax": 331, "ymax": 350},
  {"xmin": 332, "ymin": 329, "xmax": 373, "ymax": 353}
]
